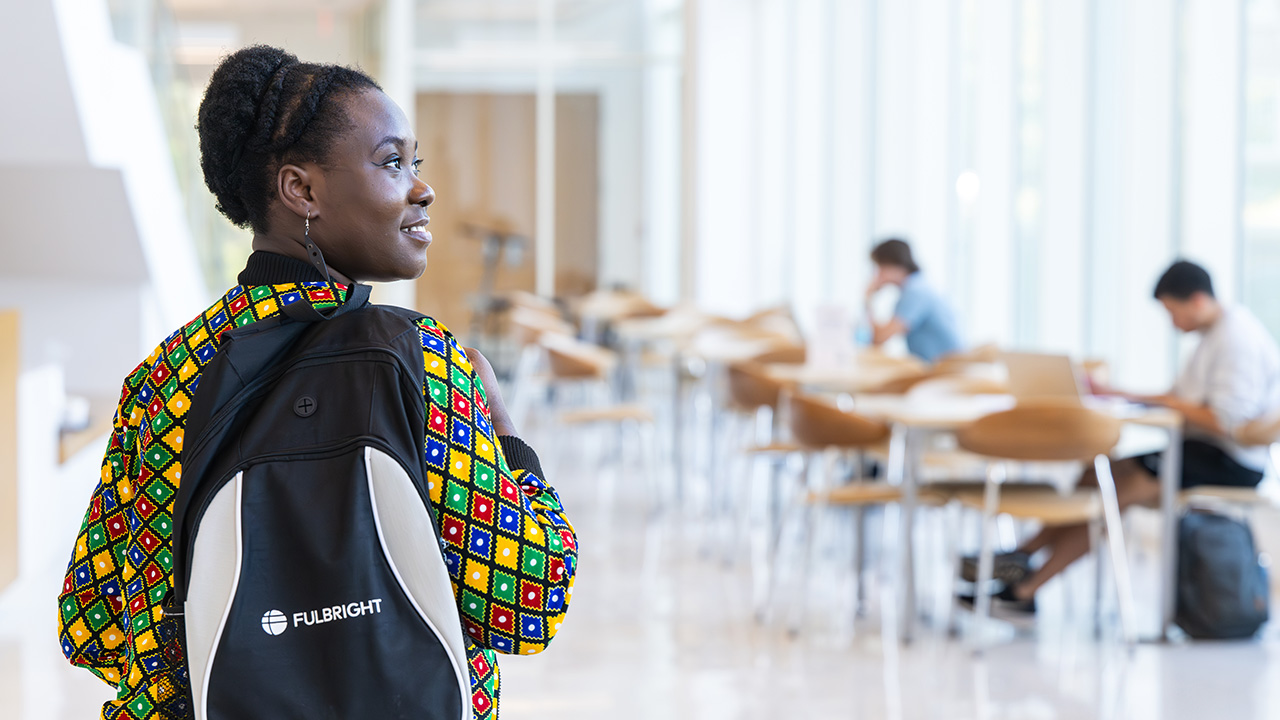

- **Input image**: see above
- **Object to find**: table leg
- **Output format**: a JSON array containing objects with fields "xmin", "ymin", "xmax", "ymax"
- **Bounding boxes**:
[{"xmin": 1159, "ymin": 426, "xmax": 1182, "ymax": 640}]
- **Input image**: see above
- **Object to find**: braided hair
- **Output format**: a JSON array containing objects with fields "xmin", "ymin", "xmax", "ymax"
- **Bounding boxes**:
[{"xmin": 197, "ymin": 45, "xmax": 381, "ymax": 233}]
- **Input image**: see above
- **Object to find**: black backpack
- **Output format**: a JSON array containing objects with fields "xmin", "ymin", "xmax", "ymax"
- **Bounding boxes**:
[
  {"xmin": 1175, "ymin": 509, "xmax": 1270, "ymax": 640},
  {"xmin": 166, "ymin": 285, "xmax": 472, "ymax": 719}
]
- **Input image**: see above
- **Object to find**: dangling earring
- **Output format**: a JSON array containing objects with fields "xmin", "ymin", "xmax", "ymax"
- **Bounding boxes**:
[{"xmin": 303, "ymin": 209, "xmax": 332, "ymax": 285}]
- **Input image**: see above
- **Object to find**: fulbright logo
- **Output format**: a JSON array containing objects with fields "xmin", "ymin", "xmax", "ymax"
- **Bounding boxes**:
[
  {"xmin": 261, "ymin": 609, "xmax": 289, "ymax": 636},
  {"xmin": 260, "ymin": 599, "xmax": 384, "ymax": 636}
]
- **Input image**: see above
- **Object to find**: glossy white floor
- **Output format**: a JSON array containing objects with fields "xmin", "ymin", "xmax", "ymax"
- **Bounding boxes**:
[{"xmin": 5, "ymin": 419, "xmax": 1280, "ymax": 720}]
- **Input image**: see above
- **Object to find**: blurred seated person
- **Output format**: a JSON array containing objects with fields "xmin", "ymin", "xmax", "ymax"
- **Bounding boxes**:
[
  {"xmin": 967, "ymin": 260, "xmax": 1280, "ymax": 614},
  {"xmin": 864, "ymin": 238, "xmax": 963, "ymax": 363}
]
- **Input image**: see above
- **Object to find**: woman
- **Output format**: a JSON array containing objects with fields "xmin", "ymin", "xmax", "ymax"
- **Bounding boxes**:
[
  {"xmin": 56, "ymin": 45, "xmax": 576, "ymax": 719},
  {"xmin": 865, "ymin": 238, "xmax": 963, "ymax": 363}
]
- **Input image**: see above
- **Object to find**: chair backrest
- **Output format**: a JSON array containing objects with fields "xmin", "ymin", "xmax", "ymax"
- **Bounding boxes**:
[
  {"xmin": 614, "ymin": 305, "xmax": 721, "ymax": 345},
  {"xmin": 504, "ymin": 290, "xmax": 560, "ymax": 314},
  {"xmin": 574, "ymin": 289, "xmax": 664, "ymax": 322},
  {"xmin": 750, "ymin": 344, "xmax": 807, "ymax": 365},
  {"xmin": 509, "ymin": 306, "xmax": 575, "ymax": 346},
  {"xmin": 742, "ymin": 305, "xmax": 804, "ymax": 344},
  {"xmin": 541, "ymin": 335, "xmax": 617, "ymax": 380},
  {"xmin": 937, "ymin": 343, "xmax": 1002, "ymax": 365},
  {"xmin": 788, "ymin": 393, "xmax": 890, "ymax": 449},
  {"xmin": 956, "ymin": 401, "xmax": 1122, "ymax": 461},
  {"xmin": 726, "ymin": 362, "xmax": 793, "ymax": 411}
]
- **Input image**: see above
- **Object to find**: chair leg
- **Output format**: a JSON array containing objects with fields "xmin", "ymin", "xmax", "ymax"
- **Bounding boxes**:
[
  {"xmin": 728, "ymin": 436, "xmax": 760, "ymax": 568},
  {"xmin": 943, "ymin": 500, "xmax": 964, "ymax": 637},
  {"xmin": 764, "ymin": 454, "xmax": 810, "ymax": 623},
  {"xmin": 728, "ymin": 409, "xmax": 769, "ymax": 564},
  {"xmin": 789, "ymin": 450, "xmax": 838, "ymax": 636},
  {"xmin": 1088, "ymin": 517, "xmax": 1103, "ymax": 639},
  {"xmin": 1094, "ymin": 454, "xmax": 1138, "ymax": 646},
  {"xmin": 972, "ymin": 462, "xmax": 1005, "ymax": 655},
  {"xmin": 853, "ymin": 505, "xmax": 868, "ymax": 619},
  {"xmin": 636, "ymin": 420, "xmax": 663, "ymax": 517}
]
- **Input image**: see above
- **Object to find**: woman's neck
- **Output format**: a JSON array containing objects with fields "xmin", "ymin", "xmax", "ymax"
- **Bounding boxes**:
[{"xmin": 251, "ymin": 233, "xmax": 353, "ymax": 286}]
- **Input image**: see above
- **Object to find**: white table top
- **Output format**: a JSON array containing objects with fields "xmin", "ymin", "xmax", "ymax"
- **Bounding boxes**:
[
  {"xmin": 845, "ymin": 393, "xmax": 1182, "ymax": 431},
  {"xmin": 762, "ymin": 360, "xmax": 926, "ymax": 393}
]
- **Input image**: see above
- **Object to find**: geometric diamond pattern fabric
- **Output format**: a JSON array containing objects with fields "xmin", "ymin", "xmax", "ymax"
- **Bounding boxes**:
[{"xmin": 57, "ymin": 281, "xmax": 578, "ymax": 719}]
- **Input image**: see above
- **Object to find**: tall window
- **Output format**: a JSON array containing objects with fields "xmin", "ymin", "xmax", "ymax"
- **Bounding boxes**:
[
  {"xmin": 1243, "ymin": 0, "xmax": 1280, "ymax": 338},
  {"xmin": 1013, "ymin": 0, "xmax": 1046, "ymax": 347}
]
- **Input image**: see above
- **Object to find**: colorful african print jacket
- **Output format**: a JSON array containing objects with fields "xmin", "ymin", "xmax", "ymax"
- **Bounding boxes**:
[{"xmin": 58, "ymin": 252, "xmax": 577, "ymax": 720}]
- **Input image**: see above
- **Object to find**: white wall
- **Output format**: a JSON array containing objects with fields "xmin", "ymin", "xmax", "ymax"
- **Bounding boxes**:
[
  {"xmin": 0, "ymin": 284, "xmax": 152, "ymax": 400},
  {"xmin": 0, "ymin": 0, "xmax": 205, "ymax": 402},
  {"xmin": 51, "ymin": 0, "xmax": 208, "ymax": 328}
]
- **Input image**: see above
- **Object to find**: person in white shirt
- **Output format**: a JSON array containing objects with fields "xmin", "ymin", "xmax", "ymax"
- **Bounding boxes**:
[{"xmin": 964, "ymin": 260, "xmax": 1280, "ymax": 615}]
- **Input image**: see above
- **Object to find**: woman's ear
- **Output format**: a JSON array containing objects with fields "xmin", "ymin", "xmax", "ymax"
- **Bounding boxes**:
[{"xmin": 277, "ymin": 163, "xmax": 316, "ymax": 220}]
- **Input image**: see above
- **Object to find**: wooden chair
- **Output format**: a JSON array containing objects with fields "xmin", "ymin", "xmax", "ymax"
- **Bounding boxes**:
[
  {"xmin": 1178, "ymin": 412, "xmax": 1280, "ymax": 511},
  {"xmin": 725, "ymin": 362, "xmax": 800, "ymax": 453},
  {"xmin": 573, "ymin": 289, "xmax": 665, "ymax": 342},
  {"xmin": 749, "ymin": 344, "xmax": 807, "ymax": 365},
  {"xmin": 505, "ymin": 306, "xmax": 576, "ymax": 430},
  {"xmin": 950, "ymin": 402, "xmax": 1137, "ymax": 649},
  {"xmin": 540, "ymin": 334, "xmax": 650, "ymax": 422},
  {"xmin": 538, "ymin": 334, "xmax": 658, "ymax": 510},
  {"xmin": 741, "ymin": 305, "xmax": 805, "ymax": 345},
  {"xmin": 1, "ymin": 310, "xmax": 18, "ymax": 593},
  {"xmin": 937, "ymin": 343, "xmax": 1002, "ymax": 365},
  {"xmin": 770, "ymin": 393, "xmax": 909, "ymax": 631},
  {"xmin": 675, "ymin": 322, "xmax": 803, "ymax": 517},
  {"xmin": 933, "ymin": 345, "xmax": 1005, "ymax": 380},
  {"xmin": 715, "ymin": 362, "xmax": 804, "ymax": 573}
]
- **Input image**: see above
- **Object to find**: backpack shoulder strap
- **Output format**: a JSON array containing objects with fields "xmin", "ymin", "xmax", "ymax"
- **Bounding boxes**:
[{"xmin": 281, "ymin": 282, "xmax": 372, "ymax": 322}]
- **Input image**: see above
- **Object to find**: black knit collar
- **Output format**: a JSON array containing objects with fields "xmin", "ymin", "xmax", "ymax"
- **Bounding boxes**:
[{"xmin": 237, "ymin": 251, "xmax": 328, "ymax": 285}]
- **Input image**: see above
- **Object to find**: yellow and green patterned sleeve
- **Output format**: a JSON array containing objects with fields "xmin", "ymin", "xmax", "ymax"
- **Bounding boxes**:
[
  {"xmin": 57, "ymin": 362, "xmax": 149, "ymax": 691},
  {"xmin": 414, "ymin": 317, "xmax": 578, "ymax": 657}
]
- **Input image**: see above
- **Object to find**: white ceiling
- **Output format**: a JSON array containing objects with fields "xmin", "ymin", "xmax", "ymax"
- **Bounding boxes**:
[
  {"xmin": 167, "ymin": 0, "xmax": 375, "ymax": 15},
  {"xmin": 420, "ymin": 0, "xmax": 616, "ymax": 22}
]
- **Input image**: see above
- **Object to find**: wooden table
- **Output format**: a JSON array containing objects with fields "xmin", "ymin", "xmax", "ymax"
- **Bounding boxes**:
[{"xmin": 835, "ymin": 393, "xmax": 1183, "ymax": 642}]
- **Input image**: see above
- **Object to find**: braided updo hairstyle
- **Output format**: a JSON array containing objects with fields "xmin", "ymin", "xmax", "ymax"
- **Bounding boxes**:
[{"xmin": 197, "ymin": 45, "xmax": 381, "ymax": 233}]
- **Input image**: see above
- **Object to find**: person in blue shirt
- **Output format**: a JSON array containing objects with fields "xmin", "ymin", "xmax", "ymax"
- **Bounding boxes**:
[{"xmin": 865, "ymin": 238, "xmax": 963, "ymax": 362}]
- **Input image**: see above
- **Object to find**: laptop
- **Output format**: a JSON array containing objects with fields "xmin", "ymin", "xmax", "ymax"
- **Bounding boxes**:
[{"xmin": 1001, "ymin": 352, "xmax": 1087, "ymax": 403}]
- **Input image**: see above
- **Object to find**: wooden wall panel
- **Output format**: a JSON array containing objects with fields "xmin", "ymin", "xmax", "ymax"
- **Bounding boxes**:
[
  {"xmin": 414, "ymin": 92, "xmax": 599, "ymax": 339},
  {"xmin": 1, "ymin": 310, "xmax": 19, "ymax": 592}
]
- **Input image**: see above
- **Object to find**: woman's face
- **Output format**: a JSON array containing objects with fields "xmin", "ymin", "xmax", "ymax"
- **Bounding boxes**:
[
  {"xmin": 307, "ymin": 89, "xmax": 435, "ymax": 283},
  {"xmin": 872, "ymin": 263, "xmax": 908, "ymax": 287}
]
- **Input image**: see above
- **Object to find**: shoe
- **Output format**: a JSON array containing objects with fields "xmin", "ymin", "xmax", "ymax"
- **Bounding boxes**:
[
  {"xmin": 960, "ymin": 551, "xmax": 1032, "ymax": 584},
  {"xmin": 958, "ymin": 585, "xmax": 1036, "ymax": 617}
]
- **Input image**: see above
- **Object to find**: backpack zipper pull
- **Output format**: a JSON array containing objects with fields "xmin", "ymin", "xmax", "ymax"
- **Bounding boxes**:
[{"xmin": 161, "ymin": 589, "xmax": 184, "ymax": 618}]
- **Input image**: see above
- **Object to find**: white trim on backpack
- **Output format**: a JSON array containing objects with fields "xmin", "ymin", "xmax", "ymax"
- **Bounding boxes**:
[
  {"xmin": 365, "ymin": 446, "xmax": 473, "ymax": 720},
  {"xmin": 187, "ymin": 471, "xmax": 244, "ymax": 720}
]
